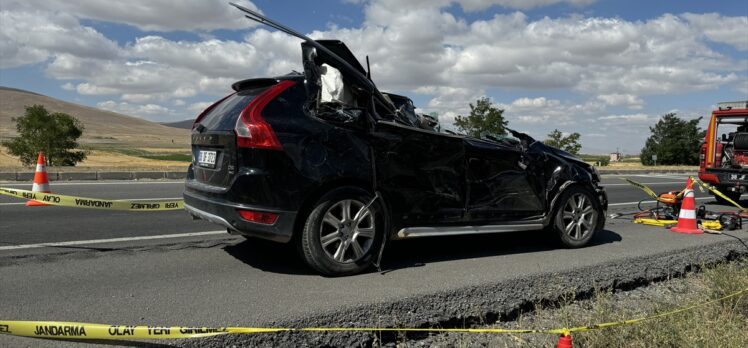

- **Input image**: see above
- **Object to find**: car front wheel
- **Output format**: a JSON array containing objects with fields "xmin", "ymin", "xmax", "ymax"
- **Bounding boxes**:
[
  {"xmin": 298, "ymin": 187, "xmax": 385, "ymax": 276},
  {"xmin": 552, "ymin": 185, "xmax": 602, "ymax": 248}
]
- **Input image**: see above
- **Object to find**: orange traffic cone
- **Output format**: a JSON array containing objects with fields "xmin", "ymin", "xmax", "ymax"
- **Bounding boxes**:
[
  {"xmin": 671, "ymin": 178, "xmax": 702, "ymax": 234},
  {"xmin": 556, "ymin": 333, "xmax": 573, "ymax": 348},
  {"xmin": 26, "ymin": 152, "xmax": 50, "ymax": 207}
]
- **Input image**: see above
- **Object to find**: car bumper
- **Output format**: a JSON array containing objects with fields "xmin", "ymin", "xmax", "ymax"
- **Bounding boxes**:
[
  {"xmin": 703, "ymin": 169, "xmax": 748, "ymax": 192},
  {"xmin": 183, "ymin": 190, "xmax": 296, "ymax": 243},
  {"xmin": 596, "ymin": 186, "xmax": 608, "ymax": 211}
]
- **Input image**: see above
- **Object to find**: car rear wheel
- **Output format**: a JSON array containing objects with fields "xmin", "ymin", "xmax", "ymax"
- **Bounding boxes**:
[
  {"xmin": 298, "ymin": 187, "xmax": 384, "ymax": 276},
  {"xmin": 552, "ymin": 185, "xmax": 602, "ymax": 248}
]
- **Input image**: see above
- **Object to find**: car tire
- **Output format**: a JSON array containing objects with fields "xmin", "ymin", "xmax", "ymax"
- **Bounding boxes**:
[
  {"xmin": 551, "ymin": 185, "xmax": 603, "ymax": 248},
  {"xmin": 298, "ymin": 187, "xmax": 385, "ymax": 276},
  {"xmin": 713, "ymin": 189, "xmax": 741, "ymax": 205}
]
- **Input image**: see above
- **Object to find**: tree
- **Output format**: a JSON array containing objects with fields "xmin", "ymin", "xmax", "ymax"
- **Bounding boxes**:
[
  {"xmin": 454, "ymin": 97, "xmax": 508, "ymax": 138},
  {"xmin": 543, "ymin": 129, "xmax": 582, "ymax": 155},
  {"xmin": 640, "ymin": 113, "xmax": 704, "ymax": 166},
  {"xmin": 2, "ymin": 105, "xmax": 87, "ymax": 166}
]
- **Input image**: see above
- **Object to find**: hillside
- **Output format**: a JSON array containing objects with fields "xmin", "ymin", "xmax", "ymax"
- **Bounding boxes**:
[{"xmin": 0, "ymin": 87, "xmax": 190, "ymax": 148}]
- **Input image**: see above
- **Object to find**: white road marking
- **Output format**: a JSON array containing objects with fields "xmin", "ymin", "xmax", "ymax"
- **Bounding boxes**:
[
  {"xmin": 0, "ymin": 181, "xmax": 184, "ymax": 186},
  {"xmin": 634, "ymin": 174, "xmax": 690, "ymax": 180},
  {"xmin": 602, "ymin": 182, "xmax": 684, "ymax": 186},
  {"xmin": 601, "ymin": 173, "xmax": 693, "ymax": 178},
  {"xmin": 0, "ymin": 197, "xmax": 182, "ymax": 206},
  {"xmin": 114, "ymin": 197, "xmax": 182, "ymax": 201},
  {"xmin": 0, "ymin": 230, "xmax": 227, "ymax": 251}
]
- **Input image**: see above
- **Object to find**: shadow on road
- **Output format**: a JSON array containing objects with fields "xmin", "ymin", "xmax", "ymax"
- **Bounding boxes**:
[
  {"xmin": 224, "ymin": 237, "xmax": 314, "ymax": 275},
  {"xmin": 223, "ymin": 229, "xmax": 623, "ymax": 276},
  {"xmin": 378, "ymin": 228, "xmax": 622, "ymax": 274}
]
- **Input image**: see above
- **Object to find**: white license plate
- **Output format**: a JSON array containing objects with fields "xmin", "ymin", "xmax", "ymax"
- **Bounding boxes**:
[{"xmin": 198, "ymin": 150, "xmax": 217, "ymax": 168}]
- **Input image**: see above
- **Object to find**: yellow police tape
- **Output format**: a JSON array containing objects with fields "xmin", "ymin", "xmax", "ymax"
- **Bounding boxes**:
[
  {"xmin": 622, "ymin": 178, "xmax": 660, "ymax": 200},
  {"xmin": 0, "ymin": 187, "xmax": 184, "ymax": 211},
  {"xmin": 634, "ymin": 218, "xmax": 678, "ymax": 227},
  {"xmin": 690, "ymin": 177, "xmax": 747, "ymax": 212},
  {"xmin": 1, "ymin": 287, "xmax": 745, "ymax": 341}
]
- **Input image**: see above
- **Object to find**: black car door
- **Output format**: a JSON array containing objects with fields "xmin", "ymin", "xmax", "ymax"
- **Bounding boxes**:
[
  {"xmin": 371, "ymin": 121, "xmax": 466, "ymax": 227},
  {"xmin": 464, "ymin": 138, "xmax": 544, "ymax": 222}
]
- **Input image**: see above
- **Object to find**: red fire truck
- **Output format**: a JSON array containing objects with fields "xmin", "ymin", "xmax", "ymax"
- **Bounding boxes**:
[{"xmin": 699, "ymin": 101, "xmax": 748, "ymax": 203}]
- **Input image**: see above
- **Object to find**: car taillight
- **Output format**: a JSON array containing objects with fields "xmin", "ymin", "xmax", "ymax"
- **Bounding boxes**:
[
  {"xmin": 235, "ymin": 80, "xmax": 296, "ymax": 150},
  {"xmin": 237, "ymin": 209, "xmax": 278, "ymax": 225}
]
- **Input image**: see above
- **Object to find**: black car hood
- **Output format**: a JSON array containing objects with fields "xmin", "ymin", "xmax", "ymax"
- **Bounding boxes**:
[
  {"xmin": 547, "ymin": 146, "xmax": 589, "ymax": 168},
  {"xmin": 509, "ymin": 127, "xmax": 592, "ymax": 172}
]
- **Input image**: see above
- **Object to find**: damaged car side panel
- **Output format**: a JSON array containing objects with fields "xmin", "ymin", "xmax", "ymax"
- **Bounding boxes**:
[
  {"xmin": 464, "ymin": 138, "xmax": 545, "ymax": 223},
  {"xmin": 371, "ymin": 121, "xmax": 466, "ymax": 227}
]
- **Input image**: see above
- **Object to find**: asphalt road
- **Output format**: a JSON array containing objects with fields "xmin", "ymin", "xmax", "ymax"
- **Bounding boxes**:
[
  {"xmin": 1, "ymin": 174, "xmax": 747, "ymax": 347},
  {"xmin": 0, "ymin": 174, "xmax": 699, "ymax": 246}
]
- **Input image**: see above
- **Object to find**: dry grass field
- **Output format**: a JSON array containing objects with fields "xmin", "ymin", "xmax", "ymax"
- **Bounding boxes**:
[
  {"xmin": 1, "ymin": 87, "xmax": 192, "ymax": 170},
  {"xmin": 598, "ymin": 161, "xmax": 698, "ymax": 171},
  {"xmin": 0, "ymin": 148, "xmax": 188, "ymax": 170}
]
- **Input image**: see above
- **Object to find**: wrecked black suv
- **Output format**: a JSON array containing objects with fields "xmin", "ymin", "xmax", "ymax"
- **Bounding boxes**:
[{"xmin": 184, "ymin": 5, "xmax": 608, "ymax": 276}]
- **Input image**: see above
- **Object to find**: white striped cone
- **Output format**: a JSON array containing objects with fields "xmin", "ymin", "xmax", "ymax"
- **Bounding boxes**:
[
  {"xmin": 26, "ymin": 152, "xmax": 51, "ymax": 206},
  {"xmin": 671, "ymin": 188, "xmax": 702, "ymax": 234}
]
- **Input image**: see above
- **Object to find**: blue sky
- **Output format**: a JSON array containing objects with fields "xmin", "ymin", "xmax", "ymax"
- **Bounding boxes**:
[{"xmin": 1, "ymin": 0, "xmax": 746, "ymax": 154}]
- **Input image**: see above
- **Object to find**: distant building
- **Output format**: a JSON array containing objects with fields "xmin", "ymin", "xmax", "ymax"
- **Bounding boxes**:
[{"xmin": 609, "ymin": 152, "xmax": 622, "ymax": 162}]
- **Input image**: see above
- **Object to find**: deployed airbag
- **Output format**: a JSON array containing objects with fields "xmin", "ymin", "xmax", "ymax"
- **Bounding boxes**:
[{"xmin": 319, "ymin": 63, "xmax": 354, "ymax": 105}]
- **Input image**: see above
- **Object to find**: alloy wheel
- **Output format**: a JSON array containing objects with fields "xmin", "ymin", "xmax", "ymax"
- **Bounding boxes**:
[
  {"xmin": 560, "ymin": 193, "xmax": 597, "ymax": 241},
  {"xmin": 319, "ymin": 199, "xmax": 375, "ymax": 263}
]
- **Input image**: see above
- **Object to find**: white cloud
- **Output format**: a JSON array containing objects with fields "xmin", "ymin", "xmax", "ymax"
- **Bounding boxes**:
[
  {"xmin": 19, "ymin": 0, "xmax": 261, "ymax": 32},
  {"xmin": 97, "ymin": 100, "xmax": 174, "ymax": 119},
  {"xmin": 0, "ymin": 8, "xmax": 119, "ymax": 68},
  {"xmin": 128, "ymin": 35, "xmax": 263, "ymax": 78},
  {"xmin": 2, "ymin": 0, "xmax": 746, "ymax": 148},
  {"xmin": 597, "ymin": 94, "xmax": 644, "ymax": 109},
  {"xmin": 738, "ymin": 79, "xmax": 748, "ymax": 95},
  {"xmin": 597, "ymin": 113, "xmax": 652, "ymax": 122},
  {"xmin": 682, "ymin": 13, "xmax": 748, "ymax": 51},
  {"xmin": 187, "ymin": 102, "xmax": 214, "ymax": 115},
  {"xmin": 357, "ymin": 0, "xmax": 595, "ymax": 13},
  {"xmin": 457, "ymin": 0, "xmax": 596, "ymax": 11},
  {"xmin": 496, "ymin": 97, "xmax": 604, "ymax": 127}
]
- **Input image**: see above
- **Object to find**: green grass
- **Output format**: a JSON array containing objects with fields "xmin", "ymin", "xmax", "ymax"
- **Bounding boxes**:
[
  {"xmin": 104, "ymin": 148, "xmax": 192, "ymax": 162},
  {"xmin": 410, "ymin": 262, "xmax": 748, "ymax": 347},
  {"xmin": 520, "ymin": 262, "xmax": 748, "ymax": 347},
  {"xmin": 569, "ymin": 262, "xmax": 748, "ymax": 347}
]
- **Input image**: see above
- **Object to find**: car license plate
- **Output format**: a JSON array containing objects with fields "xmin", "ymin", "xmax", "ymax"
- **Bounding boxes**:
[{"xmin": 198, "ymin": 150, "xmax": 217, "ymax": 168}]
